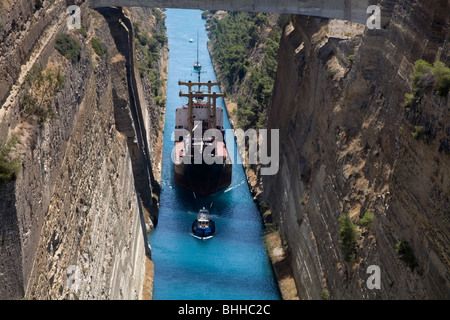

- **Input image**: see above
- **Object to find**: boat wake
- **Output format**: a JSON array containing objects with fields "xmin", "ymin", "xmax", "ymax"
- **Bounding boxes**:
[
  {"xmin": 224, "ymin": 180, "xmax": 246, "ymax": 193},
  {"xmin": 190, "ymin": 232, "xmax": 214, "ymax": 240}
]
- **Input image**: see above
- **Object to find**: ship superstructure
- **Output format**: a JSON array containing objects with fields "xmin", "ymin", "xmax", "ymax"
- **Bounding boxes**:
[{"xmin": 173, "ymin": 67, "xmax": 232, "ymax": 195}]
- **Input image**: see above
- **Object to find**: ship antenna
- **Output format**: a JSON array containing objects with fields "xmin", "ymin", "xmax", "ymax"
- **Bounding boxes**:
[
  {"xmin": 196, "ymin": 31, "xmax": 199, "ymax": 67},
  {"xmin": 197, "ymin": 31, "xmax": 200, "ymax": 88},
  {"xmin": 193, "ymin": 30, "xmax": 202, "ymax": 90}
]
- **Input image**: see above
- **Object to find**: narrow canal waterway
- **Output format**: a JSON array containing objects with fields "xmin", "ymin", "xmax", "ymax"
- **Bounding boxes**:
[{"xmin": 149, "ymin": 9, "xmax": 281, "ymax": 300}]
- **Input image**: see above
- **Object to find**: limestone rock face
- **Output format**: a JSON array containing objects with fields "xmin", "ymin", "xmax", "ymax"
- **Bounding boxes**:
[
  {"xmin": 0, "ymin": 2, "xmax": 163, "ymax": 299},
  {"xmin": 263, "ymin": 0, "xmax": 449, "ymax": 299}
]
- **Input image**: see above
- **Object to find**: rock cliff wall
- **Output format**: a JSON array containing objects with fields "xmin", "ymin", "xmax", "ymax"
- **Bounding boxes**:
[
  {"xmin": 263, "ymin": 0, "xmax": 449, "ymax": 299},
  {"xmin": 0, "ymin": 0, "xmax": 164, "ymax": 299},
  {"xmin": 206, "ymin": 11, "xmax": 301, "ymax": 300}
]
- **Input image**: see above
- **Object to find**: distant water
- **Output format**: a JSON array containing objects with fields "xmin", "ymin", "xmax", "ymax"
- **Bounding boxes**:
[{"xmin": 148, "ymin": 9, "xmax": 281, "ymax": 300}]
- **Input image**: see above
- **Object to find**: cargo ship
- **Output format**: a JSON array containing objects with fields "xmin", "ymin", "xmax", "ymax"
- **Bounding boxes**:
[{"xmin": 173, "ymin": 54, "xmax": 232, "ymax": 195}]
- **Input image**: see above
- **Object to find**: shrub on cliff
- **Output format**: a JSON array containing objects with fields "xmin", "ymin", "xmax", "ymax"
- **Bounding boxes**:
[
  {"xmin": 91, "ymin": 37, "xmax": 106, "ymax": 57},
  {"xmin": 338, "ymin": 213, "xmax": 360, "ymax": 263},
  {"xmin": 411, "ymin": 59, "xmax": 433, "ymax": 90},
  {"xmin": 277, "ymin": 14, "xmax": 291, "ymax": 29},
  {"xmin": 359, "ymin": 210, "xmax": 374, "ymax": 230},
  {"xmin": 201, "ymin": 10, "xmax": 211, "ymax": 20},
  {"xmin": 320, "ymin": 288, "xmax": 330, "ymax": 300},
  {"xmin": 133, "ymin": 14, "xmax": 167, "ymax": 111},
  {"xmin": 153, "ymin": 33, "xmax": 168, "ymax": 46},
  {"xmin": 411, "ymin": 125, "xmax": 426, "ymax": 140},
  {"xmin": 153, "ymin": 8, "xmax": 166, "ymax": 33},
  {"xmin": 259, "ymin": 201, "xmax": 269, "ymax": 213},
  {"xmin": 405, "ymin": 59, "xmax": 450, "ymax": 107},
  {"xmin": 403, "ymin": 93, "xmax": 415, "ymax": 108},
  {"xmin": 432, "ymin": 60, "xmax": 450, "ymax": 97},
  {"xmin": 55, "ymin": 33, "xmax": 81, "ymax": 63},
  {"xmin": 0, "ymin": 135, "xmax": 21, "ymax": 185},
  {"xmin": 396, "ymin": 240, "xmax": 418, "ymax": 271},
  {"xmin": 134, "ymin": 25, "xmax": 162, "ymax": 75},
  {"xmin": 22, "ymin": 65, "xmax": 65, "ymax": 124}
]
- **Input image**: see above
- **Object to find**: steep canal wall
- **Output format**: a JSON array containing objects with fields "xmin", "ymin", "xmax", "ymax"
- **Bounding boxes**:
[
  {"xmin": 206, "ymin": 1, "xmax": 449, "ymax": 300},
  {"xmin": 0, "ymin": 1, "xmax": 166, "ymax": 299},
  {"xmin": 205, "ymin": 11, "xmax": 300, "ymax": 300},
  {"xmin": 264, "ymin": 2, "xmax": 449, "ymax": 299}
]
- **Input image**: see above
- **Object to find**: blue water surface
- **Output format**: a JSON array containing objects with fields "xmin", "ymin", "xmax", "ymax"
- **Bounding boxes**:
[{"xmin": 148, "ymin": 9, "xmax": 281, "ymax": 300}]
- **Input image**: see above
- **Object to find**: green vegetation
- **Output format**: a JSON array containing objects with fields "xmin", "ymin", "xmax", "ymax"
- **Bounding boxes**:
[
  {"xmin": 22, "ymin": 64, "xmax": 65, "ymax": 124},
  {"xmin": 411, "ymin": 125, "xmax": 426, "ymax": 140},
  {"xmin": 134, "ymin": 23, "xmax": 157, "ymax": 74},
  {"xmin": 133, "ymin": 9, "xmax": 167, "ymax": 107},
  {"xmin": 264, "ymin": 222, "xmax": 279, "ymax": 234},
  {"xmin": 396, "ymin": 240, "xmax": 417, "ymax": 270},
  {"xmin": 320, "ymin": 288, "xmax": 330, "ymax": 300},
  {"xmin": 348, "ymin": 54, "xmax": 355, "ymax": 62},
  {"xmin": 201, "ymin": 10, "xmax": 216, "ymax": 20},
  {"xmin": 153, "ymin": 32, "xmax": 168, "ymax": 46},
  {"xmin": 326, "ymin": 69, "xmax": 338, "ymax": 81},
  {"xmin": 338, "ymin": 213, "xmax": 360, "ymax": 263},
  {"xmin": 77, "ymin": 27, "xmax": 87, "ymax": 38},
  {"xmin": 208, "ymin": 12, "xmax": 256, "ymax": 84},
  {"xmin": 208, "ymin": 12, "xmax": 282, "ymax": 130},
  {"xmin": 433, "ymin": 60, "xmax": 450, "ymax": 96},
  {"xmin": 54, "ymin": 33, "xmax": 81, "ymax": 63},
  {"xmin": 201, "ymin": 11, "xmax": 210, "ymax": 20},
  {"xmin": 135, "ymin": 27, "xmax": 160, "ymax": 62},
  {"xmin": 153, "ymin": 8, "xmax": 167, "ymax": 34},
  {"xmin": 404, "ymin": 59, "xmax": 450, "ymax": 107},
  {"xmin": 0, "ymin": 135, "xmax": 21, "ymax": 185},
  {"xmin": 154, "ymin": 95, "xmax": 166, "ymax": 109},
  {"xmin": 359, "ymin": 210, "xmax": 374, "ymax": 229},
  {"xmin": 259, "ymin": 200, "xmax": 269, "ymax": 213},
  {"xmin": 91, "ymin": 37, "xmax": 106, "ymax": 57},
  {"xmin": 277, "ymin": 14, "xmax": 291, "ymax": 29},
  {"xmin": 411, "ymin": 59, "xmax": 433, "ymax": 89},
  {"xmin": 403, "ymin": 92, "xmax": 415, "ymax": 108}
]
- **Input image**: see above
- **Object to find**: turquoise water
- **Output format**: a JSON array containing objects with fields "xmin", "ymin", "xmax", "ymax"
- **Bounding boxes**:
[{"xmin": 148, "ymin": 9, "xmax": 281, "ymax": 300}]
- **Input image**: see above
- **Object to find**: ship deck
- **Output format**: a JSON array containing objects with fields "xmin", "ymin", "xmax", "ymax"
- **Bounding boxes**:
[{"xmin": 174, "ymin": 141, "xmax": 229, "ymax": 163}]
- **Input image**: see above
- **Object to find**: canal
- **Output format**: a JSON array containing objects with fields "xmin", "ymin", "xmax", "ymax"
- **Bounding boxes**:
[{"xmin": 148, "ymin": 8, "xmax": 281, "ymax": 300}]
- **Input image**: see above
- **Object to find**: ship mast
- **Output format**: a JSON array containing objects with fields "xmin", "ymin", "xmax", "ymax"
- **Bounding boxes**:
[
  {"xmin": 178, "ymin": 90, "xmax": 225, "ymax": 133},
  {"xmin": 179, "ymin": 31, "xmax": 224, "ymax": 149},
  {"xmin": 193, "ymin": 31, "xmax": 202, "ymax": 88},
  {"xmin": 196, "ymin": 31, "xmax": 199, "ymax": 69},
  {"xmin": 178, "ymin": 81, "xmax": 222, "ymax": 133}
]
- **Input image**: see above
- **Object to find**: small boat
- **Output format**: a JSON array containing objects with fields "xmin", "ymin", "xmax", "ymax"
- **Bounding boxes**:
[
  {"xmin": 189, "ymin": 38, "xmax": 194, "ymax": 43},
  {"xmin": 191, "ymin": 207, "xmax": 215, "ymax": 239},
  {"xmin": 193, "ymin": 61, "xmax": 202, "ymax": 71},
  {"xmin": 193, "ymin": 32, "xmax": 201, "ymax": 71}
]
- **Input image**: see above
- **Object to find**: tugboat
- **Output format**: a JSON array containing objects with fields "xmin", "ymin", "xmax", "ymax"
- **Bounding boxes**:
[{"xmin": 191, "ymin": 207, "xmax": 215, "ymax": 239}]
